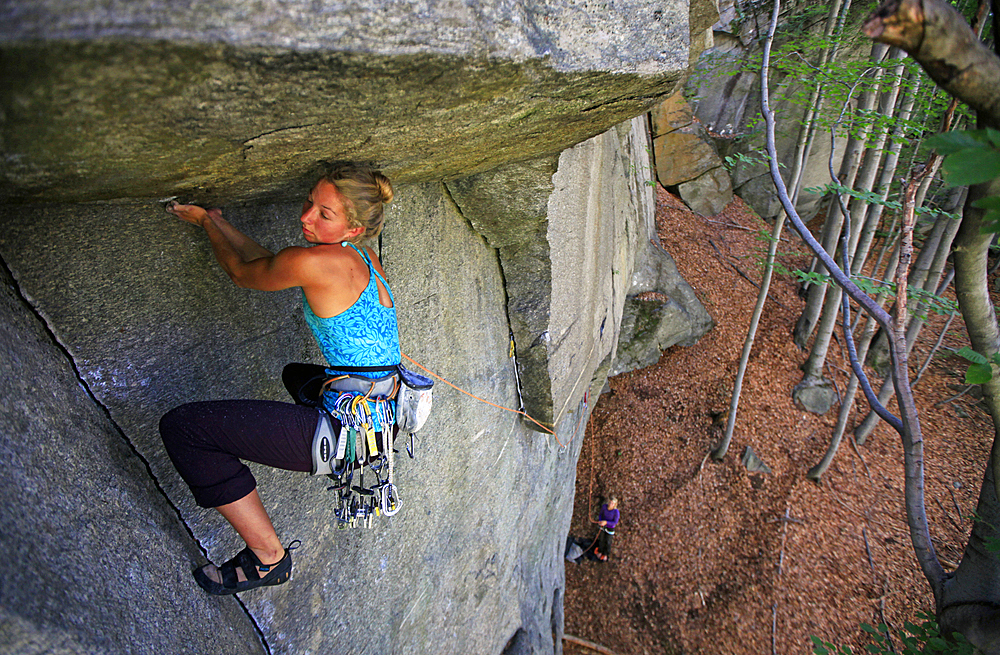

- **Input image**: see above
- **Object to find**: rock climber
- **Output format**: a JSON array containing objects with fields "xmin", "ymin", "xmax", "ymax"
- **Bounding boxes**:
[{"xmin": 158, "ymin": 165, "xmax": 398, "ymax": 595}]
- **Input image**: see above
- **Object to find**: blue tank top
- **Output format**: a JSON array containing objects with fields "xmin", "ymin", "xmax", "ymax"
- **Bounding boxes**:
[{"xmin": 303, "ymin": 243, "xmax": 400, "ymax": 378}]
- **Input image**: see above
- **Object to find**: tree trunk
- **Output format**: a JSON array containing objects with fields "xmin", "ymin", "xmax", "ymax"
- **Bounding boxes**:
[
  {"xmin": 813, "ymin": 161, "xmax": 959, "ymax": 473},
  {"xmin": 938, "ymin": 439, "xmax": 1000, "ymax": 651},
  {"xmin": 864, "ymin": 0, "xmax": 1000, "ymax": 127},
  {"xmin": 844, "ymin": 49, "xmax": 908, "ymax": 258},
  {"xmin": 793, "ymin": 42, "xmax": 891, "ymax": 349},
  {"xmin": 864, "ymin": 0, "xmax": 1000, "ymax": 646},
  {"xmin": 866, "ymin": 184, "xmax": 965, "ymax": 372},
  {"xmin": 850, "ymin": 72, "xmax": 921, "ymax": 275},
  {"xmin": 855, "ymin": 194, "xmax": 963, "ymax": 443},
  {"xmin": 953, "ymin": 175, "xmax": 1000, "ymax": 511},
  {"xmin": 794, "ymin": 51, "xmax": 909, "ymax": 414},
  {"xmin": 788, "ymin": 0, "xmax": 852, "ymax": 205},
  {"xmin": 713, "ymin": 209, "xmax": 786, "ymax": 460}
]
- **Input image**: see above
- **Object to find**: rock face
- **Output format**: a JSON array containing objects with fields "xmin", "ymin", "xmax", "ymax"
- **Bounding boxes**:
[
  {"xmin": 649, "ymin": 93, "xmax": 733, "ymax": 217},
  {"xmin": 0, "ymin": 2, "xmax": 715, "ymax": 653},
  {"xmin": 0, "ymin": 265, "xmax": 265, "ymax": 655},
  {"xmin": 0, "ymin": 122, "xmax": 712, "ymax": 654},
  {"xmin": 0, "ymin": 0, "xmax": 693, "ymax": 205},
  {"xmin": 685, "ymin": 0, "xmax": 862, "ymax": 221}
]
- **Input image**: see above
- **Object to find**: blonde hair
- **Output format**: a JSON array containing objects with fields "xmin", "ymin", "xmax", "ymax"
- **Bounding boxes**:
[{"xmin": 322, "ymin": 165, "xmax": 394, "ymax": 244}]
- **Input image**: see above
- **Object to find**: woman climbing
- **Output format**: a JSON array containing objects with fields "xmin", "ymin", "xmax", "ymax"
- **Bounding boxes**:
[{"xmin": 159, "ymin": 164, "xmax": 398, "ymax": 595}]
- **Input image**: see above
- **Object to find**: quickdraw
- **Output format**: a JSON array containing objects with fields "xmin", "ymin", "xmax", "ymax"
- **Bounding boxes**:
[
  {"xmin": 309, "ymin": 362, "xmax": 433, "ymax": 529},
  {"xmin": 324, "ymin": 387, "xmax": 401, "ymax": 529}
]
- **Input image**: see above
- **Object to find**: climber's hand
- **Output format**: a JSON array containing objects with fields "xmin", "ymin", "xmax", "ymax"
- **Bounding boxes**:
[{"xmin": 167, "ymin": 202, "xmax": 211, "ymax": 228}]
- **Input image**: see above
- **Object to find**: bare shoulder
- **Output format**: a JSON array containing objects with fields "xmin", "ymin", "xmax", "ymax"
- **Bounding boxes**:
[
  {"xmin": 361, "ymin": 245, "xmax": 389, "ymax": 276},
  {"xmin": 281, "ymin": 243, "xmax": 352, "ymax": 267}
]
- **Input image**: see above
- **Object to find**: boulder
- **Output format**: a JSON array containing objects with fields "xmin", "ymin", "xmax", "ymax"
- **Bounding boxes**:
[
  {"xmin": 678, "ymin": 166, "xmax": 735, "ymax": 216},
  {"xmin": 650, "ymin": 93, "xmax": 734, "ymax": 215},
  {"xmin": 613, "ymin": 245, "xmax": 715, "ymax": 375},
  {"xmin": 653, "ymin": 125, "xmax": 724, "ymax": 187},
  {"xmin": 792, "ymin": 377, "xmax": 837, "ymax": 415},
  {"xmin": 741, "ymin": 445, "xmax": 773, "ymax": 474},
  {"xmin": 684, "ymin": 0, "xmax": 864, "ymax": 221}
]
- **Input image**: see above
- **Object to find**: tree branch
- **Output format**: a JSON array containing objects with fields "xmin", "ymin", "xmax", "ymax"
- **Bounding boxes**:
[
  {"xmin": 863, "ymin": 0, "xmax": 1000, "ymax": 128},
  {"xmin": 762, "ymin": 0, "xmax": 944, "ymax": 596}
]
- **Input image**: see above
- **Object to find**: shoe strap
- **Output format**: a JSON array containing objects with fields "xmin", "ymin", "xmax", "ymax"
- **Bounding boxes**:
[
  {"xmin": 236, "ymin": 548, "xmax": 264, "ymax": 581},
  {"xmin": 255, "ymin": 541, "xmax": 301, "ymax": 574}
]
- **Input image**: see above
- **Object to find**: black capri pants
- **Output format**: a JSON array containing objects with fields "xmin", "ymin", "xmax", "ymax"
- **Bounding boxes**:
[{"xmin": 159, "ymin": 363, "xmax": 334, "ymax": 508}]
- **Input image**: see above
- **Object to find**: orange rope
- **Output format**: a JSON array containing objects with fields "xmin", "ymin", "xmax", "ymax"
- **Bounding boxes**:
[
  {"xmin": 557, "ymin": 395, "xmax": 589, "ymax": 450},
  {"xmin": 400, "ymin": 352, "xmax": 555, "ymax": 435},
  {"xmin": 588, "ymin": 419, "xmax": 596, "ymax": 523}
]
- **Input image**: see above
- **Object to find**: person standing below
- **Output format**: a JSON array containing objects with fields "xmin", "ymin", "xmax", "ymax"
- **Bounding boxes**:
[
  {"xmin": 595, "ymin": 496, "xmax": 619, "ymax": 562},
  {"xmin": 159, "ymin": 165, "xmax": 398, "ymax": 595}
]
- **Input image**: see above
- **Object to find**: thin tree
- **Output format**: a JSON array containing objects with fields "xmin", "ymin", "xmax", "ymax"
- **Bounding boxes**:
[
  {"xmin": 793, "ymin": 42, "xmax": 891, "ymax": 349},
  {"xmin": 712, "ymin": 0, "xmax": 855, "ymax": 460},
  {"xmin": 793, "ymin": 48, "xmax": 910, "ymax": 414},
  {"xmin": 765, "ymin": 0, "xmax": 1000, "ymax": 645}
]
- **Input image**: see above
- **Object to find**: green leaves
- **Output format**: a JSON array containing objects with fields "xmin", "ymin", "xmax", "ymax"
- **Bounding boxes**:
[
  {"xmin": 955, "ymin": 346, "xmax": 1000, "ymax": 384},
  {"xmin": 790, "ymin": 270, "xmax": 958, "ymax": 318},
  {"xmin": 804, "ymin": 181, "xmax": 902, "ymax": 210},
  {"xmin": 927, "ymin": 128, "xmax": 1000, "ymax": 186},
  {"xmin": 942, "ymin": 148, "xmax": 1000, "ymax": 185},
  {"xmin": 723, "ymin": 151, "xmax": 773, "ymax": 171},
  {"xmin": 973, "ymin": 195, "xmax": 1000, "ymax": 233},
  {"xmin": 811, "ymin": 635, "xmax": 854, "ymax": 655},
  {"xmin": 812, "ymin": 614, "xmax": 975, "ymax": 655},
  {"xmin": 927, "ymin": 129, "xmax": 1000, "ymax": 232}
]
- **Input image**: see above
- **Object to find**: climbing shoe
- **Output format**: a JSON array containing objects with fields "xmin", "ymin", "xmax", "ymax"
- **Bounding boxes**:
[{"xmin": 194, "ymin": 541, "xmax": 300, "ymax": 595}]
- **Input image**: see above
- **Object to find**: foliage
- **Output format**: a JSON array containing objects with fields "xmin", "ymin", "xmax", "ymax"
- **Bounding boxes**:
[
  {"xmin": 804, "ymin": 181, "xmax": 902, "ymax": 210},
  {"xmin": 811, "ymin": 614, "xmax": 975, "ymax": 655},
  {"xmin": 723, "ymin": 151, "xmax": 772, "ymax": 171},
  {"xmin": 687, "ymin": 0, "xmax": 973, "ymax": 219},
  {"xmin": 926, "ymin": 129, "xmax": 1000, "ymax": 232},
  {"xmin": 791, "ymin": 269, "xmax": 959, "ymax": 318},
  {"xmin": 804, "ymin": 180, "xmax": 960, "ymax": 222},
  {"xmin": 926, "ymin": 129, "xmax": 1000, "ymax": 185},
  {"xmin": 955, "ymin": 345, "xmax": 1000, "ymax": 383},
  {"xmin": 628, "ymin": 147, "xmax": 658, "ymax": 187}
]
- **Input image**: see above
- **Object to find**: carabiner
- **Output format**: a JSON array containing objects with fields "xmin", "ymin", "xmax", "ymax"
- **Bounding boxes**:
[{"xmin": 380, "ymin": 483, "xmax": 401, "ymax": 516}]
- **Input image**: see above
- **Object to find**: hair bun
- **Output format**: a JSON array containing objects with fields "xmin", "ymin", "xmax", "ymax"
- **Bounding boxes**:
[{"xmin": 375, "ymin": 173, "xmax": 394, "ymax": 204}]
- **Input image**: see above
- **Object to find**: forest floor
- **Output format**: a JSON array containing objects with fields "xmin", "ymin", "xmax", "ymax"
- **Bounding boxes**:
[{"xmin": 562, "ymin": 187, "xmax": 992, "ymax": 655}]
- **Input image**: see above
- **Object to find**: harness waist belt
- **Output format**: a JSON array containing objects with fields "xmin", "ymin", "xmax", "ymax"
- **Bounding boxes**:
[
  {"xmin": 327, "ymin": 363, "xmax": 400, "ymax": 373},
  {"xmin": 324, "ymin": 372, "xmax": 398, "ymax": 397}
]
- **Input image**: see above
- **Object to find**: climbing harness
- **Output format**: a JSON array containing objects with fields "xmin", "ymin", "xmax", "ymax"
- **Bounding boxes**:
[
  {"xmin": 309, "ymin": 363, "xmax": 433, "ymax": 529},
  {"xmin": 309, "ymin": 346, "xmax": 591, "ymax": 529}
]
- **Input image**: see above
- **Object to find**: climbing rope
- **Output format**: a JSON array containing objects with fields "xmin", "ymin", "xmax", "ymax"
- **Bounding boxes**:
[
  {"xmin": 399, "ymin": 353, "xmax": 604, "ymax": 552},
  {"xmin": 400, "ymin": 352, "xmax": 555, "ymax": 435},
  {"xmin": 399, "ymin": 352, "xmax": 596, "ymax": 451}
]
